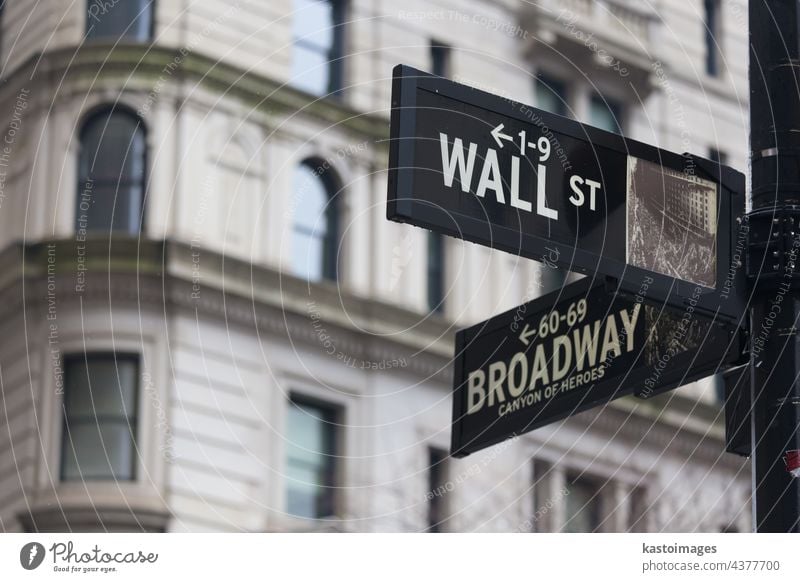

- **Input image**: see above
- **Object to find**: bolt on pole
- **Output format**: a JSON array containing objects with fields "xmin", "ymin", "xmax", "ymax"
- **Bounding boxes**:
[{"xmin": 748, "ymin": 0, "xmax": 800, "ymax": 532}]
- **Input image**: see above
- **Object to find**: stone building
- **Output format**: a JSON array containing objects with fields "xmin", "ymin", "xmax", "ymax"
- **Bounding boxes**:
[{"xmin": 0, "ymin": 0, "xmax": 750, "ymax": 532}]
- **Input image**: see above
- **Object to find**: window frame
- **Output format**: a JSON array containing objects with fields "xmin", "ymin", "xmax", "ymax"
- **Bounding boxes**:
[
  {"xmin": 430, "ymin": 40, "xmax": 452, "ymax": 78},
  {"xmin": 84, "ymin": 0, "xmax": 155, "ymax": 43},
  {"xmin": 426, "ymin": 447, "xmax": 450, "ymax": 532},
  {"xmin": 535, "ymin": 73, "xmax": 569, "ymax": 118},
  {"xmin": 562, "ymin": 472, "xmax": 603, "ymax": 533},
  {"xmin": 589, "ymin": 92, "xmax": 624, "ymax": 134},
  {"xmin": 292, "ymin": 159, "xmax": 341, "ymax": 282},
  {"xmin": 426, "ymin": 232, "xmax": 445, "ymax": 314},
  {"xmin": 76, "ymin": 106, "xmax": 148, "ymax": 236},
  {"xmin": 704, "ymin": 0, "xmax": 722, "ymax": 77},
  {"xmin": 291, "ymin": 0, "xmax": 346, "ymax": 98},
  {"xmin": 285, "ymin": 394, "xmax": 341, "ymax": 520},
  {"xmin": 59, "ymin": 352, "xmax": 140, "ymax": 483}
]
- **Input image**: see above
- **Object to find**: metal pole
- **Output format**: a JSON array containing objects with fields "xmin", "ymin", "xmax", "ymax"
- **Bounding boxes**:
[{"xmin": 748, "ymin": 0, "xmax": 800, "ymax": 532}]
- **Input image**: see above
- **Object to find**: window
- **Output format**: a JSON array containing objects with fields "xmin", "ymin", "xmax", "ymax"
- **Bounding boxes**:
[
  {"xmin": 590, "ymin": 94, "xmax": 623, "ymax": 134},
  {"xmin": 704, "ymin": 0, "xmax": 721, "ymax": 76},
  {"xmin": 427, "ymin": 232, "xmax": 445, "ymax": 313},
  {"xmin": 85, "ymin": 0, "xmax": 153, "ymax": 42},
  {"xmin": 531, "ymin": 459, "xmax": 554, "ymax": 532},
  {"xmin": 61, "ymin": 354, "xmax": 139, "ymax": 481},
  {"xmin": 628, "ymin": 487, "xmax": 648, "ymax": 532},
  {"xmin": 77, "ymin": 108, "xmax": 146, "ymax": 235},
  {"xmin": 563, "ymin": 475, "xmax": 602, "ymax": 532},
  {"xmin": 291, "ymin": 0, "xmax": 345, "ymax": 97},
  {"xmin": 286, "ymin": 399, "xmax": 338, "ymax": 519},
  {"xmin": 427, "ymin": 448, "xmax": 449, "ymax": 532},
  {"xmin": 430, "ymin": 41, "xmax": 451, "ymax": 78},
  {"xmin": 535, "ymin": 74, "xmax": 568, "ymax": 117},
  {"xmin": 709, "ymin": 148, "xmax": 727, "ymax": 165},
  {"xmin": 713, "ymin": 374, "xmax": 726, "ymax": 404},
  {"xmin": 292, "ymin": 160, "xmax": 339, "ymax": 281}
]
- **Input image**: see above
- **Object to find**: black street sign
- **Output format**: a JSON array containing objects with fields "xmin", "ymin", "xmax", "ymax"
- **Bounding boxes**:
[
  {"xmin": 450, "ymin": 277, "xmax": 744, "ymax": 457},
  {"xmin": 387, "ymin": 65, "xmax": 747, "ymax": 322}
]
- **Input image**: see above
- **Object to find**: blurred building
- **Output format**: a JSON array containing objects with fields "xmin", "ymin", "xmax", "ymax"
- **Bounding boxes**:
[{"xmin": 0, "ymin": 0, "xmax": 751, "ymax": 532}]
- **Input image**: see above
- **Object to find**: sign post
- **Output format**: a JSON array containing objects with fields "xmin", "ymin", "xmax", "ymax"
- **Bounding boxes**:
[{"xmin": 747, "ymin": 0, "xmax": 800, "ymax": 532}]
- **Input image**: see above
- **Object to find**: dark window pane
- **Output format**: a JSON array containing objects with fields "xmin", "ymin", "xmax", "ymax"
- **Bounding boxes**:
[
  {"xmin": 709, "ymin": 148, "xmax": 727, "ymax": 165},
  {"xmin": 62, "ymin": 422, "xmax": 136, "ymax": 481},
  {"xmin": 628, "ymin": 487, "xmax": 648, "ymax": 532},
  {"xmin": 286, "ymin": 400, "xmax": 337, "ymax": 519},
  {"xmin": 61, "ymin": 354, "xmax": 138, "ymax": 482},
  {"xmin": 535, "ymin": 74, "xmax": 568, "ymax": 117},
  {"xmin": 64, "ymin": 357, "xmax": 138, "ymax": 417},
  {"xmin": 590, "ymin": 94, "xmax": 623, "ymax": 134},
  {"xmin": 430, "ymin": 42, "xmax": 451, "ymax": 78},
  {"xmin": 77, "ymin": 110, "xmax": 146, "ymax": 234},
  {"xmin": 427, "ymin": 448, "xmax": 449, "ymax": 532},
  {"xmin": 563, "ymin": 475, "xmax": 601, "ymax": 532},
  {"xmin": 531, "ymin": 459, "xmax": 553, "ymax": 532},
  {"xmin": 705, "ymin": 0, "xmax": 719, "ymax": 76},
  {"xmin": 712, "ymin": 374, "xmax": 726, "ymax": 404},
  {"xmin": 427, "ymin": 232, "xmax": 444, "ymax": 313},
  {"xmin": 86, "ymin": 0, "xmax": 152, "ymax": 42}
]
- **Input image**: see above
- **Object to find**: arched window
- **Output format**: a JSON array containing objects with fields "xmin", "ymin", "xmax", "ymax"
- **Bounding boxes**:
[
  {"xmin": 292, "ymin": 160, "xmax": 339, "ymax": 281},
  {"xmin": 86, "ymin": 0, "xmax": 153, "ymax": 42},
  {"xmin": 77, "ymin": 109, "xmax": 146, "ymax": 235}
]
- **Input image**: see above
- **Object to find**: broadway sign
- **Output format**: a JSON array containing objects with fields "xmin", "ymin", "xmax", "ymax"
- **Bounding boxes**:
[
  {"xmin": 450, "ymin": 277, "xmax": 744, "ymax": 457},
  {"xmin": 387, "ymin": 65, "xmax": 746, "ymax": 321}
]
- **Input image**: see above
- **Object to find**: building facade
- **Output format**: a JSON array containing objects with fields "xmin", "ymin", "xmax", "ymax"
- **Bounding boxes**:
[{"xmin": 0, "ymin": 0, "xmax": 751, "ymax": 532}]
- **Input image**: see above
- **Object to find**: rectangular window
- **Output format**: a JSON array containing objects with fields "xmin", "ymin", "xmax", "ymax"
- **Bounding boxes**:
[
  {"xmin": 61, "ymin": 353, "xmax": 139, "ymax": 481},
  {"xmin": 291, "ymin": 0, "xmax": 345, "ymax": 97},
  {"xmin": 705, "ymin": 0, "xmax": 721, "ymax": 76},
  {"xmin": 531, "ymin": 459, "xmax": 553, "ymax": 532},
  {"xmin": 535, "ymin": 74, "xmax": 568, "ymax": 117},
  {"xmin": 427, "ymin": 447, "xmax": 449, "ymax": 532},
  {"xmin": 86, "ymin": 0, "xmax": 153, "ymax": 42},
  {"xmin": 430, "ymin": 41, "xmax": 451, "ymax": 78},
  {"xmin": 427, "ymin": 232, "xmax": 445, "ymax": 313},
  {"xmin": 563, "ymin": 474, "xmax": 602, "ymax": 532},
  {"xmin": 590, "ymin": 94, "xmax": 623, "ymax": 134},
  {"xmin": 628, "ymin": 487, "xmax": 648, "ymax": 532},
  {"xmin": 286, "ymin": 398, "xmax": 338, "ymax": 519}
]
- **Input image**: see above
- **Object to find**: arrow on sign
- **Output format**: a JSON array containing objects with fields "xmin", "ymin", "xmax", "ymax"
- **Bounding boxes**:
[
  {"xmin": 519, "ymin": 323, "xmax": 536, "ymax": 345},
  {"xmin": 490, "ymin": 123, "xmax": 513, "ymax": 148}
]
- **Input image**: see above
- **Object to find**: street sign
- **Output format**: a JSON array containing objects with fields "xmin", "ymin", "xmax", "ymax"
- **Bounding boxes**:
[
  {"xmin": 387, "ymin": 65, "xmax": 746, "ymax": 322},
  {"xmin": 450, "ymin": 276, "xmax": 744, "ymax": 457}
]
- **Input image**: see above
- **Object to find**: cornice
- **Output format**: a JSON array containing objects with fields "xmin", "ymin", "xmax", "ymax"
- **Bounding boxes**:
[
  {"xmin": 0, "ymin": 43, "xmax": 390, "ymax": 145},
  {"xmin": 1, "ymin": 238, "xmax": 735, "ymax": 445}
]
